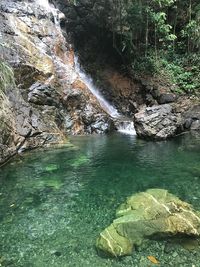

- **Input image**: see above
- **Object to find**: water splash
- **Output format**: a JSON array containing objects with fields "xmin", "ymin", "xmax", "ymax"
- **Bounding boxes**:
[{"xmin": 117, "ymin": 121, "xmax": 136, "ymax": 135}]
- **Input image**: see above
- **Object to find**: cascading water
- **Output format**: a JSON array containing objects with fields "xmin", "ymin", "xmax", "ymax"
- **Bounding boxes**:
[
  {"xmin": 35, "ymin": 0, "xmax": 136, "ymax": 135},
  {"xmin": 36, "ymin": 0, "xmax": 60, "ymax": 25},
  {"xmin": 74, "ymin": 56, "xmax": 136, "ymax": 135},
  {"xmin": 74, "ymin": 56, "xmax": 120, "ymax": 118}
]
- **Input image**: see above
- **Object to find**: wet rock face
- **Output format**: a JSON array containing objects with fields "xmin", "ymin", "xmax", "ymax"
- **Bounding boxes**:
[
  {"xmin": 134, "ymin": 104, "xmax": 182, "ymax": 140},
  {"xmin": 0, "ymin": 0, "xmax": 114, "ymax": 164},
  {"xmin": 96, "ymin": 189, "xmax": 200, "ymax": 257},
  {"xmin": 0, "ymin": 62, "xmax": 19, "ymax": 164}
]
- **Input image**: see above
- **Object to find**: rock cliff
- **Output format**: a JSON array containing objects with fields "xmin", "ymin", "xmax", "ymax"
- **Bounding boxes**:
[{"xmin": 0, "ymin": 0, "xmax": 114, "ymax": 164}]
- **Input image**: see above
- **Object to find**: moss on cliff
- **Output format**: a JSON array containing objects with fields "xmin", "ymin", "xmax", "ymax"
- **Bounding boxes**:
[{"xmin": 0, "ymin": 61, "xmax": 15, "ymax": 93}]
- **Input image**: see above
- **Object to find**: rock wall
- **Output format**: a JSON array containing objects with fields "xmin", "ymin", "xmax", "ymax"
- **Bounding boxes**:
[{"xmin": 0, "ymin": 0, "xmax": 114, "ymax": 164}]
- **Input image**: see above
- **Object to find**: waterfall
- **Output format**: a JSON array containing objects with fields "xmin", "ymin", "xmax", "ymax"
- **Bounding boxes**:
[
  {"xmin": 35, "ymin": 0, "xmax": 136, "ymax": 136},
  {"xmin": 74, "ymin": 56, "xmax": 136, "ymax": 135},
  {"xmin": 36, "ymin": 0, "xmax": 49, "ymax": 8},
  {"xmin": 74, "ymin": 56, "xmax": 120, "ymax": 118},
  {"xmin": 36, "ymin": 0, "xmax": 60, "ymax": 25}
]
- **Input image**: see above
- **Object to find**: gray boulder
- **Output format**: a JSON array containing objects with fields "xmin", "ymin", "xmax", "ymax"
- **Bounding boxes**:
[
  {"xmin": 158, "ymin": 93, "xmax": 177, "ymax": 104},
  {"xmin": 183, "ymin": 105, "xmax": 200, "ymax": 131},
  {"xmin": 134, "ymin": 104, "xmax": 182, "ymax": 140}
]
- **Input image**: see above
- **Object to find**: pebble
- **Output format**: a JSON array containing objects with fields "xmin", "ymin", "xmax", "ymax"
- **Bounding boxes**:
[{"xmin": 172, "ymin": 251, "xmax": 178, "ymax": 258}]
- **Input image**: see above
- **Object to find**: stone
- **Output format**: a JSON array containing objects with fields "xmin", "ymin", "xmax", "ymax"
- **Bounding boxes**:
[
  {"xmin": 28, "ymin": 82, "xmax": 60, "ymax": 107},
  {"xmin": 183, "ymin": 105, "xmax": 200, "ymax": 131},
  {"xmin": 145, "ymin": 93, "xmax": 156, "ymax": 106},
  {"xmin": 134, "ymin": 104, "xmax": 182, "ymax": 140},
  {"xmin": 96, "ymin": 189, "xmax": 200, "ymax": 257},
  {"xmin": 151, "ymin": 88, "xmax": 160, "ymax": 99},
  {"xmin": 0, "ymin": 91, "xmax": 17, "ymax": 164},
  {"xmin": 191, "ymin": 120, "xmax": 200, "ymax": 130},
  {"xmin": 158, "ymin": 93, "xmax": 177, "ymax": 104},
  {"xmin": 184, "ymin": 118, "xmax": 193, "ymax": 129}
]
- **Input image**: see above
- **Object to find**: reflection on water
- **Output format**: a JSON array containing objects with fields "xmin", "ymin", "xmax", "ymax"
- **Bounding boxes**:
[{"xmin": 0, "ymin": 132, "xmax": 200, "ymax": 267}]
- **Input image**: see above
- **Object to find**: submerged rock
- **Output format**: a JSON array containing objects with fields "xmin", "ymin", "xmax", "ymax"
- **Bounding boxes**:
[
  {"xmin": 134, "ymin": 104, "xmax": 182, "ymax": 140},
  {"xmin": 96, "ymin": 189, "xmax": 200, "ymax": 257}
]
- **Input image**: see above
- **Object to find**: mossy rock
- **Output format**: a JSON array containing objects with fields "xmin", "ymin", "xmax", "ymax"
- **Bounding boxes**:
[
  {"xmin": 96, "ymin": 189, "xmax": 200, "ymax": 257},
  {"xmin": 45, "ymin": 179, "xmax": 63, "ymax": 190},
  {"xmin": 0, "ymin": 61, "xmax": 15, "ymax": 93},
  {"xmin": 45, "ymin": 164, "xmax": 58, "ymax": 172},
  {"xmin": 69, "ymin": 155, "xmax": 90, "ymax": 168}
]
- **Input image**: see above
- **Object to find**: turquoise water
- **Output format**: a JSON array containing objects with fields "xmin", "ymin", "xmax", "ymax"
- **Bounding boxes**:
[{"xmin": 0, "ymin": 132, "xmax": 200, "ymax": 267}]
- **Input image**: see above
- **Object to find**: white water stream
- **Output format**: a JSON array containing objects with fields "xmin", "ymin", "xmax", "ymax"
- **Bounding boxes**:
[
  {"xmin": 36, "ymin": 0, "xmax": 136, "ymax": 135},
  {"xmin": 36, "ymin": 0, "xmax": 60, "ymax": 25},
  {"xmin": 74, "ymin": 56, "xmax": 136, "ymax": 135},
  {"xmin": 74, "ymin": 56, "xmax": 120, "ymax": 118}
]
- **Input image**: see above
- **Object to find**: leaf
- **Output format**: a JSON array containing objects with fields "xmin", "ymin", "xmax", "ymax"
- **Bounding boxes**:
[{"xmin": 147, "ymin": 255, "xmax": 160, "ymax": 264}]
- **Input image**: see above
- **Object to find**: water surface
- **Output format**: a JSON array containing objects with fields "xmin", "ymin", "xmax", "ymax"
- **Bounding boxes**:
[{"xmin": 0, "ymin": 133, "xmax": 200, "ymax": 267}]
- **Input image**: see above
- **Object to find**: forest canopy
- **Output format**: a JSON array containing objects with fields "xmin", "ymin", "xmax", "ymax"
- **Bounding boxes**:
[{"xmin": 108, "ymin": 0, "xmax": 200, "ymax": 93}]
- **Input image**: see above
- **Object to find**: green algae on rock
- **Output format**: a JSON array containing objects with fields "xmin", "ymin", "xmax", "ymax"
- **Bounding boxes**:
[
  {"xmin": 69, "ymin": 154, "xmax": 90, "ymax": 168},
  {"xmin": 96, "ymin": 189, "xmax": 200, "ymax": 257}
]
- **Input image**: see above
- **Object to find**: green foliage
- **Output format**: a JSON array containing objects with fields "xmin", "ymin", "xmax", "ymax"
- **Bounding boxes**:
[
  {"xmin": 131, "ymin": 50, "xmax": 199, "ymax": 95},
  {"xmin": 161, "ymin": 54, "xmax": 200, "ymax": 94},
  {"xmin": 110, "ymin": 0, "xmax": 200, "ymax": 96},
  {"xmin": 153, "ymin": 0, "xmax": 176, "ymax": 7},
  {"xmin": 131, "ymin": 53, "xmax": 160, "ymax": 74},
  {"xmin": 182, "ymin": 19, "xmax": 200, "ymax": 51},
  {"xmin": 112, "ymin": 0, "xmax": 200, "ymax": 54},
  {"xmin": 0, "ymin": 61, "xmax": 15, "ymax": 93}
]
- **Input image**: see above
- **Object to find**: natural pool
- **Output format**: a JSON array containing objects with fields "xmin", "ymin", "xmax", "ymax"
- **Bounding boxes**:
[{"xmin": 0, "ymin": 132, "xmax": 200, "ymax": 267}]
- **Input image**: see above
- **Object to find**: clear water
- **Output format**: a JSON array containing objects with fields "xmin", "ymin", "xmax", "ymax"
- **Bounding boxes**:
[{"xmin": 0, "ymin": 133, "xmax": 200, "ymax": 267}]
